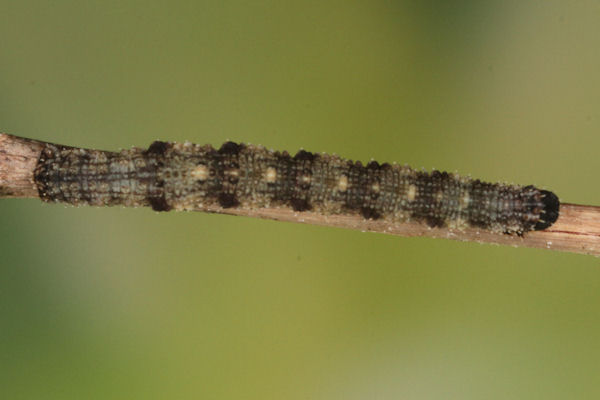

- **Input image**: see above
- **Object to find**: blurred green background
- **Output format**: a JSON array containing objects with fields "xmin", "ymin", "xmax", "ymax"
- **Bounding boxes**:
[{"xmin": 1, "ymin": 1, "xmax": 599, "ymax": 399}]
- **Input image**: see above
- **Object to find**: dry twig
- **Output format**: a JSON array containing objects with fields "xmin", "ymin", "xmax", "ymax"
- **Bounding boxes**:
[{"xmin": 1, "ymin": 133, "xmax": 598, "ymax": 256}]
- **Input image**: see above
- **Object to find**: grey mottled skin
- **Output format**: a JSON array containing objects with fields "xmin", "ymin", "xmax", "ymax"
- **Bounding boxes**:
[{"xmin": 34, "ymin": 140, "xmax": 560, "ymax": 235}]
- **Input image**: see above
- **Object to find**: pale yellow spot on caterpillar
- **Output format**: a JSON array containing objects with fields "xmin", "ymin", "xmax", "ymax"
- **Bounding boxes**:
[
  {"xmin": 265, "ymin": 167, "xmax": 277, "ymax": 183},
  {"xmin": 407, "ymin": 185, "xmax": 417, "ymax": 201},
  {"xmin": 337, "ymin": 175, "xmax": 348, "ymax": 192},
  {"xmin": 94, "ymin": 152, "xmax": 108, "ymax": 163},
  {"xmin": 301, "ymin": 174, "xmax": 311, "ymax": 184},
  {"xmin": 191, "ymin": 164, "xmax": 209, "ymax": 181},
  {"xmin": 133, "ymin": 157, "xmax": 146, "ymax": 169},
  {"xmin": 460, "ymin": 192, "xmax": 470, "ymax": 208},
  {"xmin": 435, "ymin": 190, "xmax": 443, "ymax": 203},
  {"xmin": 371, "ymin": 183, "xmax": 380, "ymax": 193}
]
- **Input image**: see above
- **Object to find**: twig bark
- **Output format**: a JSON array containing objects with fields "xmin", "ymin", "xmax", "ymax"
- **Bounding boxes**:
[
  {"xmin": 0, "ymin": 134, "xmax": 43, "ymax": 198},
  {"xmin": 1, "ymin": 133, "xmax": 598, "ymax": 256}
]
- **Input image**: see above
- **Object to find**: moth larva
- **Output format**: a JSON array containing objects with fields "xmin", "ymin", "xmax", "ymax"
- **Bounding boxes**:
[{"xmin": 34, "ymin": 140, "xmax": 560, "ymax": 235}]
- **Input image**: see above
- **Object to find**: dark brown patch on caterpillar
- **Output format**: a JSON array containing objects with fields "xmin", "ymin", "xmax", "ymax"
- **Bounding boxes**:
[
  {"xmin": 218, "ymin": 193, "xmax": 239, "ymax": 208},
  {"xmin": 219, "ymin": 141, "xmax": 243, "ymax": 155},
  {"xmin": 146, "ymin": 141, "xmax": 170, "ymax": 155},
  {"xmin": 294, "ymin": 150, "xmax": 315, "ymax": 162},
  {"xmin": 291, "ymin": 198, "xmax": 311, "ymax": 212},
  {"xmin": 360, "ymin": 207, "xmax": 381, "ymax": 220},
  {"xmin": 366, "ymin": 160, "xmax": 380, "ymax": 170},
  {"xmin": 148, "ymin": 195, "xmax": 172, "ymax": 212},
  {"xmin": 425, "ymin": 216, "xmax": 445, "ymax": 228},
  {"xmin": 535, "ymin": 190, "xmax": 560, "ymax": 230}
]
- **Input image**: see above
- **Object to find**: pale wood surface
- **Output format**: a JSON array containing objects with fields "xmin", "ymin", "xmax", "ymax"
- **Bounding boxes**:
[
  {"xmin": 0, "ymin": 134, "xmax": 43, "ymax": 198},
  {"xmin": 1, "ymin": 133, "xmax": 598, "ymax": 256}
]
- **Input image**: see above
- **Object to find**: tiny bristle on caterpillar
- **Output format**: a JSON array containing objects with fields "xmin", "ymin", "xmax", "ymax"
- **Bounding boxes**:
[{"xmin": 33, "ymin": 140, "xmax": 560, "ymax": 235}]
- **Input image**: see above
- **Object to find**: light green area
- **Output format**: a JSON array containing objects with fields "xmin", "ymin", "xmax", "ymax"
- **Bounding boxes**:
[{"xmin": 1, "ymin": 1, "xmax": 599, "ymax": 399}]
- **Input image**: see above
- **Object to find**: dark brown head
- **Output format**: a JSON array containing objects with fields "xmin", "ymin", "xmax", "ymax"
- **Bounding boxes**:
[{"xmin": 534, "ymin": 190, "xmax": 560, "ymax": 231}]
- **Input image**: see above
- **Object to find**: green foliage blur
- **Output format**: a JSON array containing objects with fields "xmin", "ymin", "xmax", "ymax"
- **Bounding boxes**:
[{"xmin": 1, "ymin": 1, "xmax": 599, "ymax": 399}]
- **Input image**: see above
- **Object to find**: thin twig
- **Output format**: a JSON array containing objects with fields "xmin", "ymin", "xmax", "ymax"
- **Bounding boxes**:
[{"xmin": 1, "ymin": 133, "xmax": 598, "ymax": 256}]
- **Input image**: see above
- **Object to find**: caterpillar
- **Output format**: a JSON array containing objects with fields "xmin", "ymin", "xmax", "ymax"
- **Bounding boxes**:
[{"xmin": 33, "ymin": 140, "xmax": 560, "ymax": 235}]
